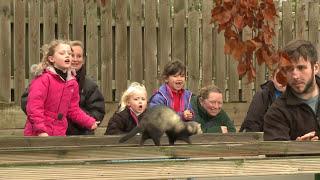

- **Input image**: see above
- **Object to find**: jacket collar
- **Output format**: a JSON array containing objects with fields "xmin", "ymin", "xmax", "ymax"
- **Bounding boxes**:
[{"xmin": 46, "ymin": 66, "xmax": 75, "ymax": 81}]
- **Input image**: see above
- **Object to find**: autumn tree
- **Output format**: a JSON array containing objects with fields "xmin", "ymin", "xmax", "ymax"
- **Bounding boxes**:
[{"xmin": 211, "ymin": 0, "xmax": 278, "ymax": 82}]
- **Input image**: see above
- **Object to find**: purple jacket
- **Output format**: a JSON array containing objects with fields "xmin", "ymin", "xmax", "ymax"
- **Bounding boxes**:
[
  {"xmin": 148, "ymin": 84, "xmax": 193, "ymax": 121},
  {"xmin": 24, "ymin": 67, "xmax": 95, "ymax": 136}
]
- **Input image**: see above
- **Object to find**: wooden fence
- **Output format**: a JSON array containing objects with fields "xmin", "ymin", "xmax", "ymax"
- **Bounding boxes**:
[{"xmin": 0, "ymin": 0, "xmax": 319, "ymax": 131}]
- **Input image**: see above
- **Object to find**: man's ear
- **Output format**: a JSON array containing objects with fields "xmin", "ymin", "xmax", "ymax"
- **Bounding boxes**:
[{"xmin": 314, "ymin": 62, "xmax": 320, "ymax": 74}]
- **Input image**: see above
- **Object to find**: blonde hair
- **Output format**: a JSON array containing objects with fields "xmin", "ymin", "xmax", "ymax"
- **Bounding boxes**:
[
  {"xmin": 70, "ymin": 40, "xmax": 84, "ymax": 50},
  {"xmin": 118, "ymin": 82, "xmax": 147, "ymax": 112},
  {"xmin": 31, "ymin": 39, "xmax": 70, "ymax": 76}
]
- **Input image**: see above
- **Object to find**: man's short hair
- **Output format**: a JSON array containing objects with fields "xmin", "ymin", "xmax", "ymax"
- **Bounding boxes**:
[{"xmin": 282, "ymin": 40, "xmax": 318, "ymax": 65}]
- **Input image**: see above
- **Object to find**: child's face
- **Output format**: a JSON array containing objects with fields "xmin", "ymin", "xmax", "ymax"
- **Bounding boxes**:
[
  {"xmin": 49, "ymin": 44, "xmax": 73, "ymax": 71},
  {"xmin": 166, "ymin": 72, "xmax": 186, "ymax": 92},
  {"xmin": 71, "ymin": 45, "xmax": 84, "ymax": 71},
  {"xmin": 127, "ymin": 91, "xmax": 147, "ymax": 114}
]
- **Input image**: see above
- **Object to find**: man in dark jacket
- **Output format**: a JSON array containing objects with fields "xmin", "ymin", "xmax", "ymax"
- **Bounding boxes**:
[
  {"xmin": 240, "ymin": 68, "xmax": 286, "ymax": 132},
  {"xmin": 264, "ymin": 40, "xmax": 320, "ymax": 141}
]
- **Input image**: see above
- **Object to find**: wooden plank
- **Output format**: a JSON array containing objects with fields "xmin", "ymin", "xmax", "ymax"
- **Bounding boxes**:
[
  {"xmin": 0, "ymin": 104, "xmax": 26, "ymax": 129},
  {"xmin": 228, "ymin": 59, "xmax": 239, "ymax": 102},
  {"xmin": 72, "ymin": 0, "xmax": 84, "ymax": 42},
  {"xmin": 85, "ymin": 0, "xmax": 98, "ymax": 82},
  {"xmin": 186, "ymin": 4, "xmax": 200, "ymax": 93},
  {"xmin": 100, "ymin": 102, "xmax": 118, "ymax": 127},
  {"xmin": 214, "ymin": 29, "xmax": 226, "ymax": 98},
  {"xmin": 295, "ymin": 1, "xmax": 307, "ymax": 40},
  {"xmin": 0, "ymin": 141, "xmax": 320, "ymax": 166},
  {"xmin": 144, "ymin": 0, "xmax": 158, "ymax": 98},
  {"xmin": 57, "ymin": 0, "xmax": 70, "ymax": 39},
  {"xmin": 0, "ymin": 158, "xmax": 319, "ymax": 179},
  {"xmin": 308, "ymin": 1, "xmax": 319, "ymax": 46},
  {"xmin": 28, "ymin": 0, "xmax": 40, "ymax": 83},
  {"xmin": 100, "ymin": 0, "xmax": 113, "ymax": 101},
  {"xmin": 0, "ymin": 133, "xmax": 263, "ymax": 148},
  {"xmin": 115, "ymin": 0, "xmax": 128, "ymax": 100},
  {"xmin": 223, "ymin": 102, "xmax": 249, "ymax": 127},
  {"xmin": 0, "ymin": 1, "xmax": 11, "ymax": 103},
  {"xmin": 158, "ymin": 0, "xmax": 171, "ymax": 71},
  {"xmin": 201, "ymin": 0, "xmax": 213, "ymax": 87},
  {"xmin": 43, "ymin": 0, "xmax": 55, "ymax": 44},
  {"xmin": 130, "ymin": 0, "xmax": 143, "ymax": 82},
  {"xmin": 172, "ymin": 0, "xmax": 186, "ymax": 62},
  {"xmin": 282, "ymin": 1, "xmax": 293, "ymax": 46}
]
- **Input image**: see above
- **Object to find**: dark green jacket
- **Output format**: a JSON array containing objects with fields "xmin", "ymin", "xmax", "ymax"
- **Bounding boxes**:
[{"xmin": 191, "ymin": 95, "xmax": 236, "ymax": 133}]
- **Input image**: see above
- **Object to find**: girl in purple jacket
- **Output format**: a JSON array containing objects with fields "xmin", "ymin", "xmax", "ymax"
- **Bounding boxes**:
[
  {"xmin": 24, "ymin": 40, "xmax": 98, "ymax": 136},
  {"xmin": 149, "ymin": 60, "xmax": 194, "ymax": 121}
]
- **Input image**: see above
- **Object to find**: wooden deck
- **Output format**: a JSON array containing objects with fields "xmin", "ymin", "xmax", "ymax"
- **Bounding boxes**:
[{"xmin": 0, "ymin": 133, "xmax": 319, "ymax": 179}]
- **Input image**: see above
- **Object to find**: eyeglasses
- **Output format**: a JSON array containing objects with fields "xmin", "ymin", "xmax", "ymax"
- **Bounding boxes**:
[{"xmin": 204, "ymin": 99, "xmax": 223, "ymax": 106}]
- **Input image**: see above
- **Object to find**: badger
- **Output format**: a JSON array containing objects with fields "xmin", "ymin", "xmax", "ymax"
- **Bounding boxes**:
[{"xmin": 119, "ymin": 105, "xmax": 202, "ymax": 146}]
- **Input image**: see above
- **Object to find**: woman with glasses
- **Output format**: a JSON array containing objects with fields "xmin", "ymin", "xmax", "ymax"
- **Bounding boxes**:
[{"xmin": 190, "ymin": 84, "xmax": 236, "ymax": 133}]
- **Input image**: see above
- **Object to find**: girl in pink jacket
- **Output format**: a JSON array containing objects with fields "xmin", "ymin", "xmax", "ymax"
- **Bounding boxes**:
[{"xmin": 24, "ymin": 40, "xmax": 98, "ymax": 136}]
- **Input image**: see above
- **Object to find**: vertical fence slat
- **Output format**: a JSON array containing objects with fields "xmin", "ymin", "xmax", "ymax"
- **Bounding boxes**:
[
  {"xmin": 14, "ymin": 0, "xmax": 25, "ymax": 104},
  {"xmin": 144, "ymin": 0, "xmax": 158, "ymax": 97},
  {"xmin": 241, "ymin": 27, "xmax": 253, "ymax": 102},
  {"xmin": 295, "ymin": 1, "xmax": 307, "ymax": 40},
  {"xmin": 115, "ymin": 0, "xmax": 128, "ymax": 100},
  {"xmin": 130, "ymin": 0, "xmax": 143, "ymax": 82},
  {"xmin": 43, "ymin": 0, "xmax": 55, "ymax": 44},
  {"xmin": 0, "ymin": 1, "xmax": 11, "ymax": 103},
  {"xmin": 72, "ymin": 0, "xmax": 84, "ymax": 42},
  {"xmin": 85, "ymin": 0, "xmax": 98, "ymax": 82},
  {"xmin": 57, "ymin": 0, "xmax": 70, "ymax": 39},
  {"xmin": 159, "ymin": 0, "xmax": 171, "ymax": 71},
  {"xmin": 172, "ymin": 0, "xmax": 185, "ymax": 62},
  {"xmin": 187, "ymin": 5, "xmax": 200, "ymax": 93},
  {"xmin": 201, "ymin": 0, "xmax": 213, "ymax": 87},
  {"xmin": 308, "ymin": 1, "xmax": 319, "ymax": 46},
  {"xmin": 100, "ymin": 0, "xmax": 113, "ymax": 101},
  {"xmin": 228, "ymin": 57, "xmax": 239, "ymax": 102},
  {"xmin": 282, "ymin": 1, "xmax": 293, "ymax": 46},
  {"xmin": 214, "ymin": 29, "xmax": 226, "ymax": 98},
  {"xmin": 28, "ymin": 0, "xmax": 40, "ymax": 72}
]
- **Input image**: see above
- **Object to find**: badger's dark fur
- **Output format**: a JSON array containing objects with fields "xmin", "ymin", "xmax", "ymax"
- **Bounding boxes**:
[{"xmin": 119, "ymin": 106, "xmax": 202, "ymax": 146}]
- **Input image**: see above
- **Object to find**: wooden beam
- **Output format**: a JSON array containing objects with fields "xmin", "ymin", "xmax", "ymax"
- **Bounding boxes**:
[
  {"xmin": 0, "ymin": 133, "xmax": 263, "ymax": 148},
  {"xmin": 0, "ymin": 141, "xmax": 320, "ymax": 167}
]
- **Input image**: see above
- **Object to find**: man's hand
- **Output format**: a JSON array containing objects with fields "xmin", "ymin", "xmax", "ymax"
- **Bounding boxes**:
[{"xmin": 296, "ymin": 131, "xmax": 319, "ymax": 141}]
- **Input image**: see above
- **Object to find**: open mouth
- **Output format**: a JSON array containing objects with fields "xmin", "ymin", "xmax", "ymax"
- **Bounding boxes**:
[{"xmin": 65, "ymin": 59, "xmax": 70, "ymax": 63}]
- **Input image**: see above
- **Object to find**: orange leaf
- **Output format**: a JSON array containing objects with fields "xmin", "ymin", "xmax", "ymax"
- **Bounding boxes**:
[
  {"xmin": 232, "ymin": 40, "xmax": 246, "ymax": 61},
  {"xmin": 245, "ymin": 40, "xmax": 256, "ymax": 53},
  {"xmin": 234, "ymin": 15, "xmax": 244, "ymax": 30},
  {"xmin": 275, "ymin": 70, "xmax": 287, "ymax": 86},
  {"xmin": 237, "ymin": 62, "xmax": 247, "ymax": 76}
]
